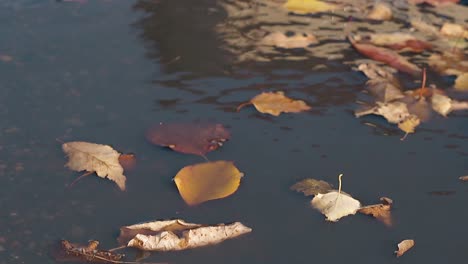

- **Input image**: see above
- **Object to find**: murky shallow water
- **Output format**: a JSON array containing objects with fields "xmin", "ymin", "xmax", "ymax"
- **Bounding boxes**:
[{"xmin": 0, "ymin": 1, "xmax": 467, "ymax": 263}]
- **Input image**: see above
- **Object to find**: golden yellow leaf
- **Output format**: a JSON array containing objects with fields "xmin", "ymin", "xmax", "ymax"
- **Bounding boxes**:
[
  {"xmin": 237, "ymin": 91, "xmax": 311, "ymax": 116},
  {"xmin": 395, "ymin": 239, "xmax": 415, "ymax": 257},
  {"xmin": 398, "ymin": 115, "xmax": 420, "ymax": 136},
  {"xmin": 62, "ymin": 141, "xmax": 126, "ymax": 190},
  {"xmin": 454, "ymin": 73, "xmax": 468, "ymax": 91},
  {"xmin": 284, "ymin": 0, "xmax": 338, "ymax": 14},
  {"xmin": 174, "ymin": 161, "xmax": 244, "ymax": 205}
]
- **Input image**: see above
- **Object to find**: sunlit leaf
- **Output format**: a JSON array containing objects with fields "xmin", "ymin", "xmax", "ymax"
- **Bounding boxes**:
[
  {"xmin": 290, "ymin": 178, "xmax": 333, "ymax": 196},
  {"xmin": 62, "ymin": 141, "xmax": 126, "ymax": 190},
  {"xmin": 311, "ymin": 191, "xmax": 361, "ymax": 222},
  {"xmin": 120, "ymin": 219, "xmax": 252, "ymax": 251},
  {"xmin": 454, "ymin": 73, "xmax": 468, "ymax": 91},
  {"xmin": 366, "ymin": 3, "xmax": 392, "ymax": 21},
  {"xmin": 358, "ymin": 197, "xmax": 393, "ymax": 227},
  {"xmin": 260, "ymin": 32, "xmax": 317, "ymax": 49},
  {"xmin": 174, "ymin": 161, "xmax": 244, "ymax": 205},
  {"xmin": 355, "ymin": 101, "xmax": 411, "ymax": 124},
  {"xmin": 395, "ymin": 239, "xmax": 415, "ymax": 257},
  {"xmin": 146, "ymin": 122, "xmax": 230, "ymax": 156},
  {"xmin": 352, "ymin": 33, "xmax": 431, "ymax": 53},
  {"xmin": 398, "ymin": 115, "xmax": 420, "ymax": 140},
  {"xmin": 283, "ymin": 0, "xmax": 338, "ymax": 14},
  {"xmin": 440, "ymin": 23, "xmax": 468, "ymax": 38},
  {"xmin": 237, "ymin": 91, "xmax": 311, "ymax": 116}
]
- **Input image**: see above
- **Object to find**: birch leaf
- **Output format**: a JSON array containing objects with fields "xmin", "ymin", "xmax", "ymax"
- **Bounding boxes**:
[
  {"xmin": 120, "ymin": 220, "xmax": 252, "ymax": 251},
  {"xmin": 311, "ymin": 191, "xmax": 361, "ymax": 222},
  {"xmin": 395, "ymin": 239, "xmax": 415, "ymax": 257},
  {"xmin": 62, "ymin": 141, "xmax": 126, "ymax": 190},
  {"xmin": 290, "ymin": 178, "xmax": 333, "ymax": 196},
  {"xmin": 174, "ymin": 161, "xmax": 244, "ymax": 205},
  {"xmin": 237, "ymin": 91, "xmax": 311, "ymax": 116}
]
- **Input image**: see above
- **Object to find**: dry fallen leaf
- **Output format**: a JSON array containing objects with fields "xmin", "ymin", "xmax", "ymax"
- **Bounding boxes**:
[
  {"xmin": 174, "ymin": 161, "xmax": 244, "ymax": 205},
  {"xmin": 237, "ymin": 91, "xmax": 311, "ymax": 116},
  {"xmin": 353, "ymin": 33, "xmax": 431, "ymax": 53},
  {"xmin": 120, "ymin": 219, "xmax": 252, "ymax": 251},
  {"xmin": 355, "ymin": 101, "xmax": 411, "ymax": 124},
  {"xmin": 459, "ymin": 175, "xmax": 468, "ymax": 181},
  {"xmin": 54, "ymin": 240, "xmax": 124, "ymax": 263},
  {"xmin": 429, "ymin": 53, "xmax": 468, "ymax": 76},
  {"xmin": 283, "ymin": 0, "xmax": 338, "ymax": 14},
  {"xmin": 454, "ymin": 73, "xmax": 468, "ymax": 91},
  {"xmin": 62, "ymin": 141, "xmax": 126, "ymax": 190},
  {"xmin": 311, "ymin": 190, "xmax": 361, "ymax": 222},
  {"xmin": 395, "ymin": 239, "xmax": 415, "ymax": 257},
  {"xmin": 358, "ymin": 197, "xmax": 393, "ymax": 226},
  {"xmin": 146, "ymin": 122, "xmax": 230, "ymax": 156},
  {"xmin": 290, "ymin": 178, "xmax": 333, "ymax": 196},
  {"xmin": 260, "ymin": 32, "xmax": 318, "ymax": 49},
  {"xmin": 440, "ymin": 23, "xmax": 468, "ymax": 39},
  {"xmin": 398, "ymin": 115, "xmax": 420, "ymax": 140},
  {"xmin": 367, "ymin": 3, "xmax": 392, "ymax": 21}
]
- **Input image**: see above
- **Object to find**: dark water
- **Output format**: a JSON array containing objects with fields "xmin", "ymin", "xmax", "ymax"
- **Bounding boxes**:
[{"xmin": 0, "ymin": 1, "xmax": 467, "ymax": 263}]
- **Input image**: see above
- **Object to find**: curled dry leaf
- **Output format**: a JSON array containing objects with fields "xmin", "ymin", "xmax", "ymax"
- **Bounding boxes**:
[
  {"xmin": 120, "ymin": 219, "xmax": 252, "ymax": 251},
  {"xmin": 260, "ymin": 32, "xmax": 317, "ymax": 49},
  {"xmin": 353, "ymin": 33, "xmax": 431, "ymax": 53},
  {"xmin": 358, "ymin": 197, "xmax": 393, "ymax": 226},
  {"xmin": 62, "ymin": 141, "xmax": 126, "ymax": 190},
  {"xmin": 174, "ymin": 161, "xmax": 244, "ymax": 205},
  {"xmin": 349, "ymin": 36, "xmax": 421, "ymax": 75},
  {"xmin": 290, "ymin": 178, "xmax": 333, "ymax": 196},
  {"xmin": 395, "ymin": 239, "xmax": 415, "ymax": 257},
  {"xmin": 283, "ymin": 0, "xmax": 338, "ymax": 14},
  {"xmin": 366, "ymin": 2, "xmax": 392, "ymax": 21},
  {"xmin": 146, "ymin": 122, "xmax": 230, "ymax": 156},
  {"xmin": 237, "ymin": 91, "xmax": 311, "ymax": 116},
  {"xmin": 311, "ymin": 191, "xmax": 361, "ymax": 222},
  {"xmin": 54, "ymin": 240, "xmax": 124, "ymax": 263}
]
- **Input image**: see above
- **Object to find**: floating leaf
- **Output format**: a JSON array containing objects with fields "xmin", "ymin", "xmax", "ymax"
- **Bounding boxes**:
[
  {"xmin": 284, "ymin": 0, "xmax": 338, "ymax": 14},
  {"xmin": 237, "ymin": 91, "xmax": 311, "ymax": 116},
  {"xmin": 398, "ymin": 115, "xmax": 420, "ymax": 140},
  {"xmin": 459, "ymin": 175, "xmax": 468, "ymax": 181},
  {"xmin": 366, "ymin": 3, "xmax": 392, "ymax": 21},
  {"xmin": 118, "ymin": 153, "xmax": 136, "ymax": 171},
  {"xmin": 395, "ymin": 239, "xmax": 415, "ymax": 257},
  {"xmin": 54, "ymin": 240, "xmax": 124, "ymax": 263},
  {"xmin": 349, "ymin": 36, "xmax": 421, "ymax": 75},
  {"xmin": 174, "ymin": 161, "xmax": 244, "ymax": 205},
  {"xmin": 62, "ymin": 141, "xmax": 126, "ymax": 190},
  {"xmin": 358, "ymin": 197, "xmax": 393, "ymax": 227},
  {"xmin": 352, "ymin": 33, "xmax": 431, "ymax": 53},
  {"xmin": 311, "ymin": 191, "xmax": 361, "ymax": 222},
  {"xmin": 355, "ymin": 101, "xmax": 411, "ymax": 124},
  {"xmin": 454, "ymin": 73, "xmax": 468, "ymax": 91},
  {"xmin": 120, "ymin": 219, "xmax": 252, "ymax": 251},
  {"xmin": 260, "ymin": 32, "xmax": 317, "ymax": 49},
  {"xmin": 440, "ymin": 23, "xmax": 468, "ymax": 39},
  {"xmin": 290, "ymin": 178, "xmax": 333, "ymax": 196},
  {"xmin": 146, "ymin": 122, "xmax": 230, "ymax": 156}
]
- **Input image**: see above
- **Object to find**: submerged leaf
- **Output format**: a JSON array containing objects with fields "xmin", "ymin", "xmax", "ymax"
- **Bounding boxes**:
[
  {"xmin": 311, "ymin": 191, "xmax": 361, "ymax": 222},
  {"xmin": 146, "ymin": 122, "xmax": 230, "ymax": 156},
  {"xmin": 62, "ymin": 141, "xmax": 126, "ymax": 190},
  {"xmin": 174, "ymin": 161, "xmax": 244, "ymax": 205},
  {"xmin": 358, "ymin": 197, "xmax": 393, "ymax": 226},
  {"xmin": 284, "ymin": 0, "xmax": 338, "ymax": 14},
  {"xmin": 121, "ymin": 220, "xmax": 252, "ymax": 251},
  {"xmin": 290, "ymin": 178, "xmax": 333, "ymax": 196},
  {"xmin": 395, "ymin": 239, "xmax": 415, "ymax": 257},
  {"xmin": 237, "ymin": 91, "xmax": 311, "ymax": 116}
]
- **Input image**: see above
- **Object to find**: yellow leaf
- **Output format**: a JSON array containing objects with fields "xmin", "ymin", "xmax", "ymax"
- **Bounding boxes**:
[
  {"xmin": 62, "ymin": 141, "xmax": 126, "ymax": 190},
  {"xmin": 174, "ymin": 161, "xmax": 244, "ymax": 205},
  {"xmin": 398, "ymin": 115, "xmax": 420, "ymax": 134},
  {"xmin": 238, "ymin": 91, "xmax": 311, "ymax": 116},
  {"xmin": 284, "ymin": 0, "xmax": 338, "ymax": 14},
  {"xmin": 455, "ymin": 73, "xmax": 468, "ymax": 91}
]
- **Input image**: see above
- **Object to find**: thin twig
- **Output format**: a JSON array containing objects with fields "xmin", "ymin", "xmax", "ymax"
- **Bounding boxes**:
[{"xmin": 68, "ymin": 171, "xmax": 93, "ymax": 188}]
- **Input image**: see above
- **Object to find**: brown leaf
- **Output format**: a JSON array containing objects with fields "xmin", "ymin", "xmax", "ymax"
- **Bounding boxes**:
[
  {"xmin": 174, "ymin": 161, "xmax": 244, "ymax": 205},
  {"xmin": 118, "ymin": 153, "xmax": 136, "ymax": 171},
  {"xmin": 62, "ymin": 141, "xmax": 126, "ymax": 190},
  {"xmin": 358, "ymin": 197, "xmax": 393, "ymax": 226},
  {"xmin": 146, "ymin": 122, "xmax": 230, "ymax": 156},
  {"xmin": 459, "ymin": 175, "xmax": 468, "ymax": 181},
  {"xmin": 237, "ymin": 91, "xmax": 311, "ymax": 116},
  {"xmin": 121, "ymin": 219, "xmax": 252, "ymax": 251},
  {"xmin": 353, "ymin": 33, "xmax": 431, "ymax": 53},
  {"xmin": 395, "ymin": 239, "xmax": 415, "ymax": 257},
  {"xmin": 54, "ymin": 240, "xmax": 124, "ymax": 263},
  {"xmin": 290, "ymin": 178, "xmax": 333, "ymax": 196},
  {"xmin": 349, "ymin": 36, "xmax": 421, "ymax": 75}
]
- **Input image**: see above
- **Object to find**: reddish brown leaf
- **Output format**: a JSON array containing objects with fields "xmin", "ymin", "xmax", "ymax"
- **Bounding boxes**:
[
  {"xmin": 349, "ymin": 36, "xmax": 421, "ymax": 75},
  {"xmin": 118, "ymin": 153, "xmax": 136, "ymax": 171},
  {"xmin": 146, "ymin": 122, "xmax": 230, "ymax": 156},
  {"xmin": 358, "ymin": 197, "xmax": 393, "ymax": 226}
]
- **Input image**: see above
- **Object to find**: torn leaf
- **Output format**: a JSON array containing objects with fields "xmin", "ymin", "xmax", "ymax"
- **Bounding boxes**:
[{"xmin": 358, "ymin": 197, "xmax": 393, "ymax": 227}]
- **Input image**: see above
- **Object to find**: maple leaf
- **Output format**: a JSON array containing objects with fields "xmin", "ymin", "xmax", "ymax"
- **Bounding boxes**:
[
  {"xmin": 174, "ymin": 161, "xmax": 244, "ymax": 205},
  {"xmin": 395, "ymin": 239, "xmax": 415, "ymax": 257},
  {"xmin": 358, "ymin": 197, "xmax": 393, "ymax": 227},
  {"xmin": 146, "ymin": 122, "xmax": 230, "ymax": 156},
  {"xmin": 62, "ymin": 141, "xmax": 126, "ymax": 190},
  {"xmin": 237, "ymin": 91, "xmax": 311, "ymax": 116},
  {"xmin": 120, "ymin": 219, "xmax": 252, "ymax": 251}
]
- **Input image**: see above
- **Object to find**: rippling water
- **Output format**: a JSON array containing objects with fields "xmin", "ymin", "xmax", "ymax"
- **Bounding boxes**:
[{"xmin": 0, "ymin": 1, "xmax": 467, "ymax": 263}]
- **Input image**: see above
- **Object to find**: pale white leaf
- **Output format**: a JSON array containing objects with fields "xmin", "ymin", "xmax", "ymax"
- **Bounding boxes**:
[{"xmin": 311, "ymin": 191, "xmax": 361, "ymax": 222}]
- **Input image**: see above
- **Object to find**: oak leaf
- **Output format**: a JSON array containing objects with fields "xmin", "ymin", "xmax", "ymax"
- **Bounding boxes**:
[
  {"xmin": 358, "ymin": 197, "xmax": 393, "ymax": 226},
  {"xmin": 119, "ymin": 219, "xmax": 252, "ymax": 251},
  {"xmin": 174, "ymin": 161, "xmax": 244, "ymax": 205},
  {"xmin": 146, "ymin": 122, "xmax": 230, "ymax": 156},
  {"xmin": 283, "ymin": 0, "xmax": 338, "ymax": 14},
  {"xmin": 395, "ymin": 239, "xmax": 415, "ymax": 257},
  {"xmin": 62, "ymin": 141, "xmax": 126, "ymax": 190},
  {"xmin": 237, "ymin": 91, "xmax": 311, "ymax": 116},
  {"xmin": 290, "ymin": 178, "xmax": 333, "ymax": 196},
  {"xmin": 311, "ymin": 191, "xmax": 361, "ymax": 222}
]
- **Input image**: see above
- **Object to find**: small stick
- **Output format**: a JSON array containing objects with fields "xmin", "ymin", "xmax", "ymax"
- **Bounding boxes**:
[
  {"xmin": 68, "ymin": 171, "xmax": 93, "ymax": 188},
  {"xmin": 236, "ymin": 101, "xmax": 251, "ymax": 112},
  {"xmin": 108, "ymin": 245, "xmax": 128, "ymax": 252}
]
